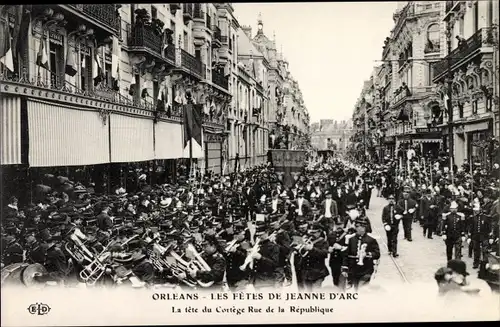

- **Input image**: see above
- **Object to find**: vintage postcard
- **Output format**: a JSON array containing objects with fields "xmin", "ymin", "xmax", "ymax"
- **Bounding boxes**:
[{"xmin": 1, "ymin": 2, "xmax": 499, "ymax": 326}]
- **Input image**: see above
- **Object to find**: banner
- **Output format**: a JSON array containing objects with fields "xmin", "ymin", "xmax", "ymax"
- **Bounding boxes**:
[{"xmin": 270, "ymin": 150, "xmax": 307, "ymax": 187}]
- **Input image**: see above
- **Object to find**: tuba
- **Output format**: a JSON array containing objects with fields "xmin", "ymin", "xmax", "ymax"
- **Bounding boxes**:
[
  {"xmin": 65, "ymin": 227, "xmax": 96, "ymax": 265},
  {"xmin": 184, "ymin": 244, "xmax": 214, "ymax": 287}
]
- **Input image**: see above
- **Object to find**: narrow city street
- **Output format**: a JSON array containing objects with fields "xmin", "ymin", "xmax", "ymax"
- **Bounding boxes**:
[{"xmin": 363, "ymin": 190, "xmax": 479, "ymax": 287}]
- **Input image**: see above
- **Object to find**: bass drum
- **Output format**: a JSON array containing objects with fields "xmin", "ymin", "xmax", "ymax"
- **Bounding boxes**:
[{"xmin": 1, "ymin": 263, "xmax": 48, "ymax": 288}]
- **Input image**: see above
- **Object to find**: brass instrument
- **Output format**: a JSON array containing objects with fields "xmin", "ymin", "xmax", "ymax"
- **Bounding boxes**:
[
  {"xmin": 167, "ymin": 250, "xmax": 200, "ymax": 288},
  {"xmin": 268, "ymin": 231, "xmax": 278, "ymax": 243},
  {"xmin": 240, "ymin": 237, "xmax": 260, "ymax": 271},
  {"xmin": 357, "ymin": 243, "xmax": 368, "ymax": 266},
  {"xmin": 292, "ymin": 236, "xmax": 312, "ymax": 256},
  {"xmin": 301, "ymin": 237, "xmax": 323, "ymax": 258},
  {"xmin": 224, "ymin": 239, "xmax": 239, "ymax": 253},
  {"xmin": 185, "ymin": 244, "xmax": 214, "ymax": 288},
  {"xmin": 79, "ymin": 234, "xmax": 138, "ymax": 285},
  {"xmin": 65, "ymin": 227, "xmax": 95, "ymax": 265}
]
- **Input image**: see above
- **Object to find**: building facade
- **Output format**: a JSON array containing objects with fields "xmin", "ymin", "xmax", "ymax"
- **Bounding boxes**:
[
  {"xmin": 432, "ymin": 0, "xmax": 499, "ymax": 167},
  {"xmin": 311, "ymin": 120, "xmax": 353, "ymax": 153},
  {"xmin": 350, "ymin": 1, "xmax": 499, "ymax": 167},
  {"xmin": 0, "ymin": 4, "xmax": 311, "ymax": 194}
]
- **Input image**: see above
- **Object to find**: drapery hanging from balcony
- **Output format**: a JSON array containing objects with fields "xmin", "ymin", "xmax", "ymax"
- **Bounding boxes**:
[
  {"xmin": 1, "ymin": 96, "xmax": 21, "ymax": 165},
  {"xmin": 110, "ymin": 114, "xmax": 154, "ymax": 163},
  {"xmin": 154, "ymin": 121, "xmax": 183, "ymax": 159},
  {"xmin": 27, "ymin": 100, "xmax": 110, "ymax": 167}
]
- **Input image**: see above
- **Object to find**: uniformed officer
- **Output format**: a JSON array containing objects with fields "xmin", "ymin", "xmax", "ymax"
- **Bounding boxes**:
[
  {"xmin": 395, "ymin": 185, "xmax": 418, "ymax": 242},
  {"xmin": 467, "ymin": 205, "xmax": 492, "ymax": 269},
  {"xmin": 298, "ymin": 222, "xmax": 329, "ymax": 292},
  {"xmin": 268, "ymin": 218, "xmax": 292, "ymax": 288},
  {"xmin": 328, "ymin": 227, "xmax": 348, "ymax": 287},
  {"xmin": 381, "ymin": 194, "xmax": 400, "ymax": 257},
  {"xmin": 250, "ymin": 221, "xmax": 280, "ymax": 291},
  {"xmin": 225, "ymin": 221, "xmax": 251, "ymax": 291},
  {"xmin": 441, "ymin": 201, "xmax": 466, "ymax": 261},
  {"xmin": 341, "ymin": 217, "xmax": 380, "ymax": 291}
]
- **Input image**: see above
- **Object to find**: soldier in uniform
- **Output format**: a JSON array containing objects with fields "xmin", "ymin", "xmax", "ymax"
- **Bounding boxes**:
[
  {"xmin": 184, "ymin": 236, "xmax": 226, "ymax": 291},
  {"xmin": 382, "ymin": 194, "xmax": 400, "ymax": 257},
  {"xmin": 441, "ymin": 201, "xmax": 466, "ymax": 261},
  {"xmin": 269, "ymin": 218, "xmax": 292, "ymax": 288},
  {"xmin": 467, "ymin": 204, "xmax": 492, "ymax": 269},
  {"xmin": 250, "ymin": 221, "xmax": 280, "ymax": 291},
  {"xmin": 328, "ymin": 227, "xmax": 348, "ymax": 287},
  {"xmin": 225, "ymin": 221, "xmax": 251, "ymax": 292},
  {"xmin": 341, "ymin": 217, "xmax": 380, "ymax": 291},
  {"xmin": 420, "ymin": 188, "xmax": 438, "ymax": 239},
  {"xmin": 2, "ymin": 235, "xmax": 24, "ymax": 265},
  {"xmin": 395, "ymin": 185, "xmax": 418, "ymax": 242},
  {"xmin": 298, "ymin": 222, "xmax": 329, "ymax": 291}
]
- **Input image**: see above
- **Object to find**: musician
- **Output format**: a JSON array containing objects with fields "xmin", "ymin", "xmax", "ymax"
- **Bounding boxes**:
[
  {"xmin": 218, "ymin": 221, "xmax": 235, "ymax": 242},
  {"xmin": 420, "ymin": 188, "xmax": 437, "ymax": 239},
  {"xmin": 319, "ymin": 191, "xmax": 339, "ymax": 224},
  {"xmin": 381, "ymin": 194, "xmax": 400, "ymax": 257},
  {"xmin": 225, "ymin": 221, "xmax": 251, "ymax": 291},
  {"xmin": 249, "ymin": 221, "xmax": 280, "ymax": 290},
  {"xmin": 2, "ymin": 235, "xmax": 23, "ymax": 265},
  {"xmin": 395, "ymin": 185, "xmax": 418, "ymax": 242},
  {"xmin": 362, "ymin": 178, "xmax": 373, "ymax": 209},
  {"xmin": 43, "ymin": 239, "xmax": 70, "ymax": 283},
  {"xmin": 269, "ymin": 218, "xmax": 292, "ymax": 288},
  {"xmin": 342, "ymin": 217, "xmax": 380, "ymax": 291},
  {"xmin": 184, "ymin": 237, "xmax": 226, "ymax": 290},
  {"xmin": 296, "ymin": 222, "xmax": 329, "ymax": 291},
  {"xmin": 328, "ymin": 227, "xmax": 348, "ymax": 287},
  {"xmin": 467, "ymin": 206, "xmax": 492, "ymax": 269},
  {"xmin": 96, "ymin": 203, "xmax": 113, "ymax": 233},
  {"xmin": 442, "ymin": 201, "xmax": 466, "ymax": 261}
]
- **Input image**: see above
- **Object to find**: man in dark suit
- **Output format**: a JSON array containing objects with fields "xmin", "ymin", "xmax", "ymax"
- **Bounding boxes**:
[
  {"xmin": 292, "ymin": 191, "xmax": 312, "ymax": 221},
  {"xmin": 267, "ymin": 191, "xmax": 284, "ymax": 214},
  {"xmin": 420, "ymin": 188, "xmax": 437, "ymax": 239},
  {"xmin": 341, "ymin": 217, "xmax": 380, "ymax": 291},
  {"xmin": 382, "ymin": 194, "xmax": 400, "ymax": 257},
  {"xmin": 96, "ymin": 202, "xmax": 113, "ymax": 233},
  {"xmin": 319, "ymin": 191, "xmax": 339, "ymax": 224},
  {"xmin": 395, "ymin": 185, "xmax": 418, "ymax": 241}
]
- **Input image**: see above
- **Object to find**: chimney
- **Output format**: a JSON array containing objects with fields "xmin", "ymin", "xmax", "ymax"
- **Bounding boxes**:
[{"xmin": 241, "ymin": 25, "xmax": 252, "ymax": 39}]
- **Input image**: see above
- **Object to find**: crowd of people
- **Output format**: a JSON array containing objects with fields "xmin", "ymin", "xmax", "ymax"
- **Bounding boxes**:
[{"xmin": 1, "ymin": 148, "xmax": 499, "ymax": 296}]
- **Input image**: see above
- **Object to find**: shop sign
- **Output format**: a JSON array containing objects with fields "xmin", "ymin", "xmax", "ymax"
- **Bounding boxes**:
[{"xmin": 416, "ymin": 127, "xmax": 441, "ymax": 133}]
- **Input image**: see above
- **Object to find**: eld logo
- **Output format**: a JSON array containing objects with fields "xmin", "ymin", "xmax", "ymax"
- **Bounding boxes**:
[{"xmin": 27, "ymin": 303, "xmax": 51, "ymax": 315}]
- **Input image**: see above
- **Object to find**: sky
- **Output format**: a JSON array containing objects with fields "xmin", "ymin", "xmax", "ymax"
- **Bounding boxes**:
[{"xmin": 233, "ymin": 1, "xmax": 399, "ymax": 123}]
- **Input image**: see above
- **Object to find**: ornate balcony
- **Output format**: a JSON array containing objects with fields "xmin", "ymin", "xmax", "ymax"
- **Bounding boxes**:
[
  {"xmin": 65, "ymin": 5, "xmax": 120, "ymax": 36},
  {"xmin": 127, "ymin": 24, "xmax": 162, "ymax": 58},
  {"xmin": 212, "ymin": 69, "xmax": 228, "ymax": 90},
  {"xmin": 176, "ymin": 49, "xmax": 205, "ymax": 79},
  {"xmin": 432, "ymin": 28, "xmax": 495, "ymax": 81},
  {"xmin": 212, "ymin": 25, "xmax": 222, "ymax": 48}
]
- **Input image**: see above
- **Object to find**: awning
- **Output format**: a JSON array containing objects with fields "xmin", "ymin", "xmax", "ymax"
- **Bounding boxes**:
[
  {"xmin": 413, "ymin": 138, "xmax": 443, "ymax": 144},
  {"xmin": 464, "ymin": 121, "xmax": 489, "ymax": 133},
  {"xmin": 154, "ymin": 121, "xmax": 183, "ymax": 159},
  {"xmin": 27, "ymin": 100, "xmax": 110, "ymax": 167},
  {"xmin": 110, "ymin": 114, "xmax": 154, "ymax": 163},
  {"xmin": 1, "ymin": 96, "xmax": 21, "ymax": 165}
]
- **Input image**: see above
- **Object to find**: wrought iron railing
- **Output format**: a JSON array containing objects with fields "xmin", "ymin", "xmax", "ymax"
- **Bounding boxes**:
[
  {"xmin": 180, "ymin": 49, "xmax": 204, "ymax": 78},
  {"xmin": 68, "ymin": 4, "xmax": 120, "ymax": 33},
  {"xmin": 213, "ymin": 25, "xmax": 222, "ymax": 42},
  {"xmin": 165, "ymin": 45, "xmax": 175, "ymax": 61},
  {"xmin": 212, "ymin": 69, "xmax": 228, "ymax": 90},
  {"xmin": 128, "ymin": 24, "xmax": 162, "ymax": 55},
  {"xmin": 432, "ymin": 27, "xmax": 493, "ymax": 79}
]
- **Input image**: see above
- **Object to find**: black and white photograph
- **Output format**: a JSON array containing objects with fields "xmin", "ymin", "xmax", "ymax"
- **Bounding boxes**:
[{"xmin": 0, "ymin": 1, "xmax": 499, "ymax": 325}]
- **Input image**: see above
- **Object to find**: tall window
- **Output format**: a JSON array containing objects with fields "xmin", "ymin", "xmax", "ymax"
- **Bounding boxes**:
[
  {"xmin": 425, "ymin": 23, "xmax": 440, "ymax": 53},
  {"xmin": 487, "ymin": 0, "xmax": 493, "ymax": 26},
  {"xmin": 151, "ymin": 6, "xmax": 157, "ymax": 20},
  {"xmin": 49, "ymin": 41, "xmax": 63, "ymax": 87},
  {"xmin": 183, "ymin": 31, "xmax": 188, "ymax": 51},
  {"xmin": 459, "ymin": 16, "xmax": 465, "ymax": 36},
  {"xmin": 426, "ymin": 63, "xmax": 434, "ymax": 85}
]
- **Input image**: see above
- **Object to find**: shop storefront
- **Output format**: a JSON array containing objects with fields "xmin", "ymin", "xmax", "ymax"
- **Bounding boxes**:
[
  {"xmin": 414, "ymin": 127, "xmax": 443, "ymax": 158},
  {"xmin": 465, "ymin": 120, "xmax": 492, "ymax": 166}
]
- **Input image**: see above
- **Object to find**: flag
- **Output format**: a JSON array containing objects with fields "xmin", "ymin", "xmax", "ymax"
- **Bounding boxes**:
[
  {"xmin": 65, "ymin": 45, "xmax": 77, "ymax": 76},
  {"xmin": 92, "ymin": 48, "xmax": 102, "ymax": 86},
  {"xmin": 128, "ymin": 79, "xmax": 136, "ymax": 96},
  {"xmin": 156, "ymin": 86, "xmax": 165, "ymax": 112},
  {"xmin": 15, "ymin": 8, "xmax": 31, "ymax": 65},
  {"xmin": 444, "ymin": 93, "xmax": 449, "ymax": 111},
  {"xmin": 183, "ymin": 102, "xmax": 203, "ymax": 149},
  {"xmin": 36, "ymin": 35, "xmax": 49, "ymax": 70},
  {"xmin": 0, "ymin": 21, "xmax": 14, "ymax": 72},
  {"xmin": 111, "ymin": 36, "xmax": 120, "ymax": 91}
]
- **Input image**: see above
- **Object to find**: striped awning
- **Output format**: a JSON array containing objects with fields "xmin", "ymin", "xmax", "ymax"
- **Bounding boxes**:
[
  {"xmin": 27, "ymin": 100, "xmax": 110, "ymax": 167},
  {"xmin": 154, "ymin": 121, "xmax": 183, "ymax": 159},
  {"xmin": 110, "ymin": 114, "xmax": 154, "ymax": 163},
  {"xmin": 0, "ymin": 96, "xmax": 21, "ymax": 165}
]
